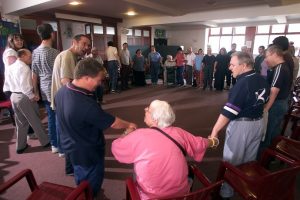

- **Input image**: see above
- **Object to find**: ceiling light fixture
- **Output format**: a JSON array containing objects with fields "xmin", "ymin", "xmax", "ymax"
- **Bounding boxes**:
[
  {"xmin": 126, "ymin": 11, "xmax": 137, "ymax": 16},
  {"xmin": 69, "ymin": 1, "xmax": 82, "ymax": 6}
]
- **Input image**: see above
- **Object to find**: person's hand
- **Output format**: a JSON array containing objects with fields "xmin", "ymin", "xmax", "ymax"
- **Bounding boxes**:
[
  {"xmin": 208, "ymin": 135, "xmax": 219, "ymax": 148},
  {"xmin": 123, "ymin": 123, "xmax": 137, "ymax": 136}
]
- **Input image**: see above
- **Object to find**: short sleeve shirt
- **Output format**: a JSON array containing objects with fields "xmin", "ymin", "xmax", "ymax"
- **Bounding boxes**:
[
  {"xmin": 51, "ymin": 49, "xmax": 77, "ymax": 109},
  {"xmin": 222, "ymin": 70, "xmax": 270, "ymax": 120},
  {"xmin": 202, "ymin": 55, "xmax": 216, "ymax": 68},
  {"xmin": 55, "ymin": 83, "xmax": 115, "ymax": 166},
  {"xmin": 268, "ymin": 62, "xmax": 291, "ymax": 100}
]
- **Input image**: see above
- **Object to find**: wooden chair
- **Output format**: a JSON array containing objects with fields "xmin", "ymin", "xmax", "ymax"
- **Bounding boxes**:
[
  {"xmin": 216, "ymin": 150, "xmax": 300, "ymax": 200},
  {"xmin": 270, "ymin": 136, "xmax": 300, "ymax": 163},
  {"xmin": 0, "ymin": 100, "xmax": 15, "ymax": 125},
  {"xmin": 0, "ymin": 169, "xmax": 93, "ymax": 200},
  {"xmin": 126, "ymin": 164, "xmax": 223, "ymax": 200}
]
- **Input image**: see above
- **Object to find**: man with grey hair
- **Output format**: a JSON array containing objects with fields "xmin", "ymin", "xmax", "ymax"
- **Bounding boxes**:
[
  {"xmin": 210, "ymin": 52, "xmax": 270, "ymax": 199},
  {"xmin": 112, "ymin": 99, "xmax": 217, "ymax": 199},
  {"xmin": 55, "ymin": 58, "xmax": 137, "ymax": 198}
]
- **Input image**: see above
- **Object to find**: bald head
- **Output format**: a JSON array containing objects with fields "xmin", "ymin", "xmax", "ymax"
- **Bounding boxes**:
[{"xmin": 17, "ymin": 49, "xmax": 32, "ymax": 65}]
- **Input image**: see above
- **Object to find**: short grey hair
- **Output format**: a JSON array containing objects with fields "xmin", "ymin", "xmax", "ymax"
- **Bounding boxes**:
[
  {"xmin": 232, "ymin": 51, "xmax": 254, "ymax": 68},
  {"xmin": 149, "ymin": 100, "xmax": 175, "ymax": 128}
]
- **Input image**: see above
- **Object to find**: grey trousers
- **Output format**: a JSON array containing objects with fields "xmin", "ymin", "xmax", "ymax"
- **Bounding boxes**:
[
  {"xmin": 11, "ymin": 93, "xmax": 49, "ymax": 150},
  {"xmin": 185, "ymin": 65, "xmax": 193, "ymax": 85},
  {"xmin": 220, "ymin": 119, "xmax": 263, "ymax": 198}
]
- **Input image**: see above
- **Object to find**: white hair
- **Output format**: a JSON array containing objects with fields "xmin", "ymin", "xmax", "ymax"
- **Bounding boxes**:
[{"xmin": 149, "ymin": 100, "xmax": 175, "ymax": 128}]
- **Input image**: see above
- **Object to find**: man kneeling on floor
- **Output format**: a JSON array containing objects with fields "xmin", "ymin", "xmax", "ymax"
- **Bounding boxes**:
[{"xmin": 55, "ymin": 58, "xmax": 137, "ymax": 198}]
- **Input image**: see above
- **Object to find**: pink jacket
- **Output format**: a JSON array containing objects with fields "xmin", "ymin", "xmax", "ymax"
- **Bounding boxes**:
[{"xmin": 112, "ymin": 126, "xmax": 209, "ymax": 199}]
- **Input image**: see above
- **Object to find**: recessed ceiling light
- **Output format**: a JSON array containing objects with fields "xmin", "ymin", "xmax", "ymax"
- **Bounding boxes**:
[
  {"xmin": 69, "ymin": 1, "xmax": 82, "ymax": 6},
  {"xmin": 126, "ymin": 11, "xmax": 137, "ymax": 16}
]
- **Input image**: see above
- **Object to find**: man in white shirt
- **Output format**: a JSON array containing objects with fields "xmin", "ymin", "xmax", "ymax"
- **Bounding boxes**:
[
  {"xmin": 185, "ymin": 47, "xmax": 196, "ymax": 86},
  {"xmin": 106, "ymin": 41, "xmax": 120, "ymax": 93},
  {"xmin": 7, "ymin": 49, "xmax": 49, "ymax": 153},
  {"xmin": 119, "ymin": 42, "xmax": 131, "ymax": 90}
]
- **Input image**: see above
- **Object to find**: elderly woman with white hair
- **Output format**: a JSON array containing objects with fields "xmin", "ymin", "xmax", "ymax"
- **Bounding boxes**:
[{"xmin": 112, "ymin": 100, "xmax": 218, "ymax": 200}]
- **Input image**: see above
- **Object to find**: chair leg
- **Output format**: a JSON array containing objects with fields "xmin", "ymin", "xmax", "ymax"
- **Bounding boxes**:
[{"xmin": 8, "ymin": 108, "xmax": 15, "ymax": 126}]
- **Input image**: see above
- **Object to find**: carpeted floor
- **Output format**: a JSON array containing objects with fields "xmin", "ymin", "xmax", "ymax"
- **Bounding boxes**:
[{"xmin": 0, "ymin": 84, "xmax": 299, "ymax": 200}]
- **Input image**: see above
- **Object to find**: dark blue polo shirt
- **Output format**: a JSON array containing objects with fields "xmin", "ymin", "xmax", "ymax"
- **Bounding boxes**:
[
  {"xmin": 222, "ymin": 70, "xmax": 270, "ymax": 120},
  {"xmin": 55, "ymin": 83, "xmax": 115, "ymax": 166}
]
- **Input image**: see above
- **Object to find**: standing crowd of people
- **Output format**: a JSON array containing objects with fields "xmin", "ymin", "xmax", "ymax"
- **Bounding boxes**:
[{"xmin": 1, "ymin": 22, "xmax": 299, "ymax": 199}]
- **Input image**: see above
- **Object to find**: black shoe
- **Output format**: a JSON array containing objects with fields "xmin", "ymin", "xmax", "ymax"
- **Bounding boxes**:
[
  {"xmin": 16, "ymin": 144, "xmax": 29, "ymax": 154},
  {"xmin": 43, "ymin": 143, "xmax": 51, "ymax": 148},
  {"xmin": 66, "ymin": 173, "xmax": 74, "ymax": 176}
]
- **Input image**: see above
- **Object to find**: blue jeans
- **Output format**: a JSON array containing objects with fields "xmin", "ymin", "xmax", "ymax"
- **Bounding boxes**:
[
  {"xmin": 74, "ymin": 159, "xmax": 104, "ymax": 197},
  {"xmin": 107, "ymin": 60, "xmax": 119, "ymax": 91},
  {"xmin": 44, "ymin": 101, "xmax": 57, "ymax": 147},
  {"xmin": 176, "ymin": 66, "xmax": 184, "ymax": 85},
  {"xmin": 257, "ymin": 99, "xmax": 288, "ymax": 157},
  {"xmin": 150, "ymin": 62, "xmax": 160, "ymax": 84}
]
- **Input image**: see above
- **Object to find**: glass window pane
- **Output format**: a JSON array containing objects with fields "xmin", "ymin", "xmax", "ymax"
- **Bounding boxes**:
[
  {"xmin": 210, "ymin": 28, "xmax": 220, "ymax": 35},
  {"xmin": 127, "ymin": 29, "xmax": 132, "ymax": 36},
  {"xmin": 107, "ymin": 27, "xmax": 115, "ymax": 35},
  {"xmin": 286, "ymin": 34, "xmax": 300, "ymax": 55},
  {"xmin": 220, "ymin": 36, "xmax": 232, "ymax": 52},
  {"xmin": 271, "ymin": 24, "xmax": 285, "ymax": 33},
  {"xmin": 253, "ymin": 35, "xmax": 269, "ymax": 55},
  {"xmin": 235, "ymin": 26, "xmax": 246, "ymax": 34},
  {"xmin": 257, "ymin": 25, "xmax": 270, "ymax": 34},
  {"xmin": 135, "ymin": 29, "xmax": 142, "ymax": 36},
  {"xmin": 208, "ymin": 36, "xmax": 220, "ymax": 54},
  {"xmin": 222, "ymin": 27, "xmax": 232, "ymax": 34},
  {"xmin": 85, "ymin": 25, "xmax": 90, "ymax": 34},
  {"xmin": 232, "ymin": 36, "xmax": 245, "ymax": 51},
  {"xmin": 94, "ymin": 25, "xmax": 103, "ymax": 34},
  {"xmin": 143, "ymin": 30, "xmax": 150, "ymax": 37},
  {"xmin": 269, "ymin": 34, "xmax": 284, "ymax": 45},
  {"xmin": 288, "ymin": 23, "xmax": 300, "ymax": 33}
]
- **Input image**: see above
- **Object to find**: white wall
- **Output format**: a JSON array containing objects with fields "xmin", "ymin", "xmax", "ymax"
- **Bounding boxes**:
[
  {"xmin": 59, "ymin": 20, "xmax": 85, "ymax": 50},
  {"xmin": 167, "ymin": 28, "xmax": 206, "ymax": 52}
]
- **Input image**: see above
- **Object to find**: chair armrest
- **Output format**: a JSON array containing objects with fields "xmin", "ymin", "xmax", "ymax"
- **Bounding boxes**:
[
  {"xmin": 190, "ymin": 164, "xmax": 211, "ymax": 186},
  {"xmin": 126, "ymin": 177, "xmax": 141, "ymax": 200},
  {"xmin": 65, "ymin": 180, "xmax": 93, "ymax": 200},
  {"xmin": 0, "ymin": 169, "xmax": 38, "ymax": 193},
  {"xmin": 260, "ymin": 148, "xmax": 296, "ymax": 167},
  {"xmin": 222, "ymin": 161, "xmax": 257, "ymax": 182}
]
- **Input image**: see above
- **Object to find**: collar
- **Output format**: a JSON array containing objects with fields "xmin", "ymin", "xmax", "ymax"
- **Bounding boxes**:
[
  {"xmin": 236, "ymin": 70, "xmax": 256, "ymax": 80},
  {"xmin": 66, "ymin": 82, "xmax": 94, "ymax": 96}
]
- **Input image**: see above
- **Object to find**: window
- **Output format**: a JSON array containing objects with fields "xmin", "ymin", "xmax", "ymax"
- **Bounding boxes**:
[
  {"xmin": 207, "ymin": 26, "xmax": 245, "ymax": 54},
  {"xmin": 210, "ymin": 28, "xmax": 220, "ymax": 35},
  {"xmin": 208, "ymin": 36, "xmax": 220, "ymax": 53},
  {"xmin": 253, "ymin": 35, "xmax": 269, "ymax": 54},
  {"xmin": 85, "ymin": 25, "xmax": 91, "ymax": 34},
  {"xmin": 271, "ymin": 24, "xmax": 285, "ymax": 33},
  {"xmin": 127, "ymin": 29, "xmax": 132, "ymax": 36},
  {"xmin": 222, "ymin": 27, "xmax": 232, "ymax": 34},
  {"xmin": 257, "ymin": 25, "xmax": 270, "ymax": 34},
  {"xmin": 134, "ymin": 29, "xmax": 142, "ymax": 36},
  {"xmin": 94, "ymin": 25, "xmax": 103, "ymax": 34},
  {"xmin": 143, "ymin": 30, "xmax": 150, "ymax": 37},
  {"xmin": 288, "ymin": 23, "xmax": 300, "ymax": 33},
  {"xmin": 235, "ymin": 26, "xmax": 246, "ymax": 34},
  {"xmin": 106, "ymin": 27, "xmax": 115, "ymax": 35}
]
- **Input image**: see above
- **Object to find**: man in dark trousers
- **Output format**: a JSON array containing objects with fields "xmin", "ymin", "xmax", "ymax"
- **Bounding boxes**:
[{"xmin": 55, "ymin": 58, "xmax": 137, "ymax": 198}]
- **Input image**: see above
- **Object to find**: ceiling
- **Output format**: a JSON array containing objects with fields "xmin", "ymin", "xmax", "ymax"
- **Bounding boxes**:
[{"xmin": 1, "ymin": 0, "xmax": 300, "ymax": 28}]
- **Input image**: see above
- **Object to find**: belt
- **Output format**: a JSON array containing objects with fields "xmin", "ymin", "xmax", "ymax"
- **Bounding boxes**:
[{"xmin": 235, "ymin": 117, "xmax": 262, "ymax": 121}]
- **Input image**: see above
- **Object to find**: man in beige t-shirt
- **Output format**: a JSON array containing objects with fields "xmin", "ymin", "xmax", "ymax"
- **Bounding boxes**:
[{"xmin": 51, "ymin": 34, "xmax": 90, "ymax": 175}]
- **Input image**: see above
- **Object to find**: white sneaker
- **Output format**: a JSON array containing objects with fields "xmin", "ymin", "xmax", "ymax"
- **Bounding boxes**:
[
  {"xmin": 58, "ymin": 153, "xmax": 65, "ymax": 158},
  {"xmin": 27, "ymin": 133, "xmax": 38, "ymax": 140},
  {"xmin": 51, "ymin": 146, "xmax": 59, "ymax": 154}
]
